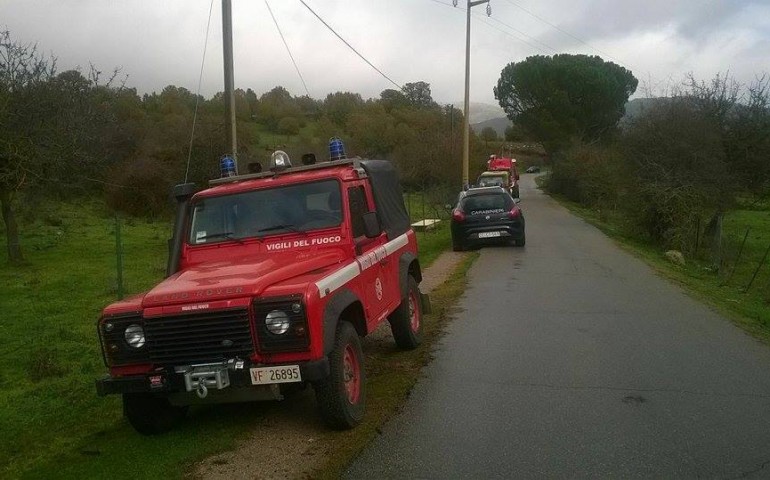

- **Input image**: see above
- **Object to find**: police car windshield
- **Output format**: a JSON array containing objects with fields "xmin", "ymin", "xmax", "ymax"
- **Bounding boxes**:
[
  {"xmin": 478, "ymin": 177, "xmax": 504, "ymax": 187},
  {"xmin": 188, "ymin": 179, "xmax": 342, "ymax": 244}
]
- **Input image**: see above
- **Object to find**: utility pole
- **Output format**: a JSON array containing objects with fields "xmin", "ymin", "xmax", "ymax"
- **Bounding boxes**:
[
  {"xmin": 449, "ymin": 104, "xmax": 454, "ymax": 174},
  {"xmin": 222, "ymin": 0, "xmax": 238, "ymax": 173},
  {"xmin": 456, "ymin": 0, "xmax": 490, "ymax": 189}
]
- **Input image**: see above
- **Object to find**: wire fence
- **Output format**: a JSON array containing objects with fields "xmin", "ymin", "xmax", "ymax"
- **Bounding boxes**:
[
  {"xmin": 686, "ymin": 214, "xmax": 770, "ymax": 294},
  {"xmin": 404, "ymin": 184, "xmax": 458, "ymax": 235}
]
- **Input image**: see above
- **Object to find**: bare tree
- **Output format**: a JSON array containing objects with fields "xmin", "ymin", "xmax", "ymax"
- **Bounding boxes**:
[{"xmin": 0, "ymin": 30, "xmax": 56, "ymax": 264}]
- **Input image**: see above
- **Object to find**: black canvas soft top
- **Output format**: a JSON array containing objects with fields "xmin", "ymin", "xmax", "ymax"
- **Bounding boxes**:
[{"xmin": 359, "ymin": 160, "xmax": 411, "ymax": 240}]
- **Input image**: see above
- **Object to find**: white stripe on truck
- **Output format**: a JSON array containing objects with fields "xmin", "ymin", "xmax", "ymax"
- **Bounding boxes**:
[{"xmin": 315, "ymin": 233, "xmax": 409, "ymax": 298}]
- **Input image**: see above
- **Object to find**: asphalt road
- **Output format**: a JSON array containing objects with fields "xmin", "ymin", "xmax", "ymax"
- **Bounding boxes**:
[{"xmin": 345, "ymin": 174, "xmax": 770, "ymax": 479}]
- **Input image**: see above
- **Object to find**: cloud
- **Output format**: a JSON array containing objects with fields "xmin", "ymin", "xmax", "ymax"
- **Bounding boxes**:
[{"xmin": 0, "ymin": 0, "xmax": 767, "ymax": 107}]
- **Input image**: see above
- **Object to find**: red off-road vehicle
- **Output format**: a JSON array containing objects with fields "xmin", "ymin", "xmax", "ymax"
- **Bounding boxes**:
[
  {"xmin": 486, "ymin": 154, "xmax": 520, "ymax": 198},
  {"xmin": 95, "ymin": 157, "xmax": 428, "ymax": 434}
]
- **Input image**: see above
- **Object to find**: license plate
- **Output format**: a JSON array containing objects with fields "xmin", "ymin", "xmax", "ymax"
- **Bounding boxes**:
[
  {"xmin": 478, "ymin": 231, "xmax": 501, "ymax": 238},
  {"xmin": 250, "ymin": 365, "xmax": 302, "ymax": 385}
]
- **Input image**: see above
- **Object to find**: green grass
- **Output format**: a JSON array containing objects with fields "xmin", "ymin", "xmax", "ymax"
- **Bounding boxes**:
[
  {"xmin": 0, "ymin": 201, "xmax": 190, "ymax": 478},
  {"xmin": 540, "ymin": 184, "xmax": 770, "ymax": 342},
  {"xmin": 1, "ymin": 197, "xmax": 454, "ymax": 478},
  {"xmin": 414, "ymin": 223, "xmax": 451, "ymax": 267},
  {"xmin": 403, "ymin": 190, "xmax": 454, "ymax": 266},
  {"xmin": 244, "ymin": 121, "xmax": 296, "ymax": 151}
]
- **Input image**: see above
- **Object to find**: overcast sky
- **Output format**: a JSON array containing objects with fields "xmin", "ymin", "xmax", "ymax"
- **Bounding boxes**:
[{"xmin": 1, "ymin": 0, "xmax": 768, "ymax": 108}]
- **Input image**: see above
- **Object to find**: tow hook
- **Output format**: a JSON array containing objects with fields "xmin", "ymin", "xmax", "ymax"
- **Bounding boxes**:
[
  {"xmin": 196, "ymin": 382, "xmax": 208, "ymax": 399},
  {"xmin": 176, "ymin": 363, "xmax": 230, "ymax": 398}
]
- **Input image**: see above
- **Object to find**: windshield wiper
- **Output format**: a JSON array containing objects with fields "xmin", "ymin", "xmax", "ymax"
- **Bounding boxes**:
[
  {"xmin": 196, "ymin": 232, "xmax": 245, "ymax": 244},
  {"xmin": 256, "ymin": 224, "xmax": 306, "ymax": 235}
]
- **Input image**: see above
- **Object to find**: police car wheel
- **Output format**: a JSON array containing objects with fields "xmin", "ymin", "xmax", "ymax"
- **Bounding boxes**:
[{"xmin": 514, "ymin": 232, "xmax": 526, "ymax": 247}]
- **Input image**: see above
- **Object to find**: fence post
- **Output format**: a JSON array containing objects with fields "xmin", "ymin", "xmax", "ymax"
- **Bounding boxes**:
[
  {"xmin": 721, "ymin": 227, "xmax": 749, "ymax": 286},
  {"xmin": 713, "ymin": 213, "xmax": 724, "ymax": 273},
  {"xmin": 114, "ymin": 213, "xmax": 124, "ymax": 300},
  {"xmin": 744, "ymin": 241, "xmax": 770, "ymax": 293},
  {"xmin": 694, "ymin": 216, "xmax": 701, "ymax": 255},
  {"xmin": 422, "ymin": 185, "xmax": 427, "ymax": 235},
  {"xmin": 407, "ymin": 190, "xmax": 411, "ymax": 221}
]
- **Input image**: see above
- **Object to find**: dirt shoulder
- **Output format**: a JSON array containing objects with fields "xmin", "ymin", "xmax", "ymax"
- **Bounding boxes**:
[{"xmin": 192, "ymin": 251, "xmax": 468, "ymax": 480}]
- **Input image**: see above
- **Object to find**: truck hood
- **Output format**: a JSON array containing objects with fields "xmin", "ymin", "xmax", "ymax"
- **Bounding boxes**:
[{"xmin": 142, "ymin": 250, "xmax": 345, "ymax": 307}]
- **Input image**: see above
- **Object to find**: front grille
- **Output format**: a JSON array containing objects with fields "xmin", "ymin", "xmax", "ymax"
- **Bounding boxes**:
[{"xmin": 144, "ymin": 309, "xmax": 254, "ymax": 364}]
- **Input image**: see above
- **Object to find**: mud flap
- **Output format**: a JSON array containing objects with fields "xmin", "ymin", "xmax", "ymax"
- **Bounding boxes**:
[{"xmin": 420, "ymin": 293, "xmax": 432, "ymax": 315}]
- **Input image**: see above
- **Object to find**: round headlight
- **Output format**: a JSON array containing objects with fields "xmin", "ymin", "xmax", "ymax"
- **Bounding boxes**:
[
  {"xmin": 291, "ymin": 302, "xmax": 302, "ymax": 313},
  {"xmin": 124, "ymin": 324, "xmax": 145, "ymax": 348},
  {"xmin": 266, "ymin": 310, "xmax": 290, "ymax": 335}
]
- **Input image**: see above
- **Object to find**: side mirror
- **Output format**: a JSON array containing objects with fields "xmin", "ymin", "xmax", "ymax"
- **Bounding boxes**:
[
  {"xmin": 513, "ymin": 197, "xmax": 521, "ymax": 204},
  {"xmin": 362, "ymin": 211, "xmax": 382, "ymax": 238}
]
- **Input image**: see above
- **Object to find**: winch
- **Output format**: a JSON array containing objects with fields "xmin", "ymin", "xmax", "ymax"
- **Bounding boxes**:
[{"xmin": 175, "ymin": 363, "xmax": 231, "ymax": 399}]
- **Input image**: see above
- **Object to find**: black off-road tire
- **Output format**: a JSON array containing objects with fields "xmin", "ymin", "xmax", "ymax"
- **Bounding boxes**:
[
  {"xmin": 314, "ymin": 322, "xmax": 366, "ymax": 430},
  {"xmin": 388, "ymin": 276, "xmax": 424, "ymax": 350},
  {"xmin": 122, "ymin": 393, "xmax": 188, "ymax": 435},
  {"xmin": 514, "ymin": 232, "xmax": 526, "ymax": 247}
]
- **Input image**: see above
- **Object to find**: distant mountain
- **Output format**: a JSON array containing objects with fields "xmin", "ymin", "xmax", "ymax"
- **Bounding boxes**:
[
  {"xmin": 465, "ymin": 98, "xmax": 664, "ymax": 137},
  {"xmin": 471, "ymin": 116, "xmax": 511, "ymax": 137},
  {"xmin": 451, "ymin": 102, "xmax": 506, "ymax": 124},
  {"xmin": 621, "ymin": 97, "xmax": 667, "ymax": 124}
]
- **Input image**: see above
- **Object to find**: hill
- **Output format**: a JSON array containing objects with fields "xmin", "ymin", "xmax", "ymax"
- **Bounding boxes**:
[
  {"xmin": 468, "ymin": 98, "xmax": 665, "ymax": 136},
  {"xmin": 471, "ymin": 116, "xmax": 511, "ymax": 137},
  {"xmin": 451, "ymin": 101, "xmax": 506, "ymax": 124}
]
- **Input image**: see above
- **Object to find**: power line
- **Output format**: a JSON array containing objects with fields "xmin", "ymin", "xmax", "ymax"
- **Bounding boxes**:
[
  {"xmin": 484, "ymin": 14, "xmax": 559, "ymax": 54},
  {"xmin": 430, "ymin": 0, "xmax": 637, "ymax": 71},
  {"xmin": 184, "ymin": 0, "xmax": 215, "ymax": 183},
  {"xmin": 477, "ymin": 13, "xmax": 558, "ymax": 54},
  {"xmin": 298, "ymin": 0, "xmax": 402, "ymax": 90},
  {"xmin": 425, "ymin": 0, "xmax": 456, "ymax": 7},
  {"xmin": 265, "ymin": 0, "xmax": 310, "ymax": 96},
  {"xmin": 474, "ymin": 14, "xmax": 552, "ymax": 55},
  {"xmin": 425, "ymin": 0, "xmax": 554, "ymax": 56}
]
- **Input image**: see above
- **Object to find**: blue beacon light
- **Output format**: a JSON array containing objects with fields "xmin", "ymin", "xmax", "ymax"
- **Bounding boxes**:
[
  {"xmin": 220, "ymin": 155, "xmax": 236, "ymax": 177},
  {"xmin": 329, "ymin": 137, "xmax": 346, "ymax": 161}
]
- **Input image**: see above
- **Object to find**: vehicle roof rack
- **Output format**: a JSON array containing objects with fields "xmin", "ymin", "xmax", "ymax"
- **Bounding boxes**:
[{"xmin": 209, "ymin": 158, "xmax": 357, "ymax": 186}]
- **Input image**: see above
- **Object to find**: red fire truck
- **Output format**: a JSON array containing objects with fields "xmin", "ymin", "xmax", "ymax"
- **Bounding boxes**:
[
  {"xmin": 483, "ymin": 154, "xmax": 520, "ymax": 198},
  {"xmin": 95, "ymin": 154, "xmax": 429, "ymax": 434}
]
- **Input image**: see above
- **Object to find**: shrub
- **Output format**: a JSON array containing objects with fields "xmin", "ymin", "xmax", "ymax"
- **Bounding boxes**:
[
  {"xmin": 546, "ymin": 142, "xmax": 625, "ymax": 209},
  {"xmin": 620, "ymin": 97, "xmax": 731, "ymax": 250},
  {"xmin": 105, "ymin": 156, "xmax": 174, "ymax": 217},
  {"xmin": 277, "ymin": 116, "xmax": 300, "ymax": 136}
]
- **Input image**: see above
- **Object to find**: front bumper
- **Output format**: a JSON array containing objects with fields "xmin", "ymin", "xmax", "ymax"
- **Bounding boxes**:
[
  {"xmin": 95, "ymin": 358, "xmax": 330, "ymax": 396},
  {"xmin": 452, "ymin": 221, "xmax": 525, "ymax": 245}
]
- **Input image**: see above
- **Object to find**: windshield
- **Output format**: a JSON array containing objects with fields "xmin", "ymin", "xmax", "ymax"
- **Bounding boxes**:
[
  {"xmin": 477, "ymin": 174, "xmax": 507, "ymax": 187},
  {"xmin": 462, "ymin": 193, "xmax": 513, "ymax": 215},
  {"xmin": 188, "ymin": 179, "xmax": 342, "ymax": 244}
]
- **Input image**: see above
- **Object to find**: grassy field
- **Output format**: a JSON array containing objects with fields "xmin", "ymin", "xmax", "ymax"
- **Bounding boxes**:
[
  {"xmin": 1, "ymin": 197, "xmax": 453, "ymax": 478},
  {"xmin": 538, "ymin": 179, "xmax": 770, "ymax": 341}
]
